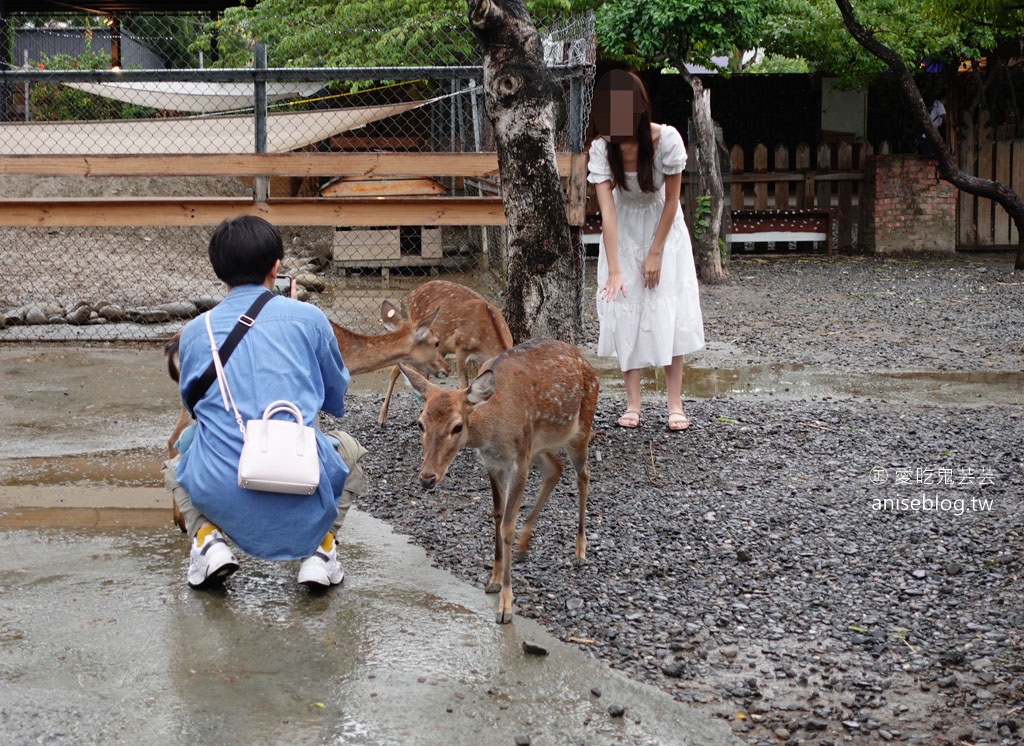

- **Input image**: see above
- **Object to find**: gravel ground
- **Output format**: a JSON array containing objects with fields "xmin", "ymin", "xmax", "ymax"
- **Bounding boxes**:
[{"xmin": 330, "ymin": 252, "xmax": 1024, "ymax": 746}]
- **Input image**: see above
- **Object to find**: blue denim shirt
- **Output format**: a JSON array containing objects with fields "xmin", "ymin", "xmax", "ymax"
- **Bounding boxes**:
[{"xmin": 176, "ymin": 285, "xmax": 351, "ymax": 559}]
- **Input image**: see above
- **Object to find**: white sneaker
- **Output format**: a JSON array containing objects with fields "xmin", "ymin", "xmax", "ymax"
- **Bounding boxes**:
[
  {"xmin": 297, "ymin": 541, "xmax": 344, "ymax": 588},
  {"xmin": 187, "ymin": 529, "xmax": 239, "ymax": 589}
]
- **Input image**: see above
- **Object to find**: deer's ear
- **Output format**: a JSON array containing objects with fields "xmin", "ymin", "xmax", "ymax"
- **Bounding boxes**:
[
  {"xmin": 399, "ymin": 363, "xmax": 432, "ymax": 397},
  {"xmin": 467, "ymin": 369, "xmax": 495, "ymax": 405},
  {"xmin": 420, "ymin": 307, "xmax": 441, "ymax": 330},
  {"xmin": 380, "ymin": 301, "xmax": 404, "ymax": 331}
]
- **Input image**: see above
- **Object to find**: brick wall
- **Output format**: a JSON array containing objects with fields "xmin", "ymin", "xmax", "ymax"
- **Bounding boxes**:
[{"xmin": 860, "ymin": 155, "xmax": 957, "ymax": 254}]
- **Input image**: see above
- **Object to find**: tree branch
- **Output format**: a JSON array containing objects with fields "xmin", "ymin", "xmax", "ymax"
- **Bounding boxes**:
[{"xmin": 834, "ymin": 0, "xmax": 1024, "ymax": 267}]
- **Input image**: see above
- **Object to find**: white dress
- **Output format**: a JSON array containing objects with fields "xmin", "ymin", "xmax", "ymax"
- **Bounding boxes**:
[{"xmin": 587, "ymin": 125, "xmax": 706, "ymax": 371}]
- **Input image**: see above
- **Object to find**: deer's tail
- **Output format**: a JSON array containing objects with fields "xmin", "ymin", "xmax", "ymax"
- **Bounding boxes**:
[{"xmin": 164, "ymin": 334, "xmax": 181, "ymax": 383}]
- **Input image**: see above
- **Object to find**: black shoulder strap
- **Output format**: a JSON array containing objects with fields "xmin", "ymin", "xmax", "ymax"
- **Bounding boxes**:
[{"xmin": 184, "ymin": 291, "xmax": 274, "ymax": 414}]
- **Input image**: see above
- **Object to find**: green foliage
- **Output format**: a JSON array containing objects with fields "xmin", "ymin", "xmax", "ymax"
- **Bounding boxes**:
[
  {"xmin": 595, "ymin": 0, "xmax": 763, "ymax": 71},
  {"xmin": 691, "ymin": 194, "xmax": 729, "ymax": 263},
  {"xmin": 760, "ymin": 0, "xmax": 1023, "ymax": 87},
  {"xmin": 746, "ymin": 53, "xmax": 808, "ymax": 74},
  {"xmin": 692, "ymin": 194, "xmax": 712, "ymax": 239},
  {"xmin": 29, "ymin": 50, "xmax": 158, "ymax": 121},
  {"xmin": 199, "ymin": 0, "xmax": 595, "ymax": 69}
]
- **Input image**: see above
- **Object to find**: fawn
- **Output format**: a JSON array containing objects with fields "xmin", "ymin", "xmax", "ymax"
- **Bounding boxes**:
[
  {"xmin": 377, "ymin": 280, "xmax": 513, "ymax": 427},
  {"xmin": 400, "ymin": 338, "xmax": 598, "ymax": 624}
]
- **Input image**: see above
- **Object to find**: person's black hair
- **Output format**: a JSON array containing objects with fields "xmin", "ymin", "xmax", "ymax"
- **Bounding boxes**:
[
  {"xmin": 592, "ymin": 70, "xmax": 656, "ymax": 193},
  {"xmin": 207, "ymin": 215, "xmax": 284, "ymax": 286}
]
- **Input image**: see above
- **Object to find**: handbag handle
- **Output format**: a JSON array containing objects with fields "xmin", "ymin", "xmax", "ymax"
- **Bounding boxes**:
[
  {"xmin": 256, "ymin": 400, "xmax": 310, "ymax": 457},
  {"xmin": 262, "ymin": 400, "xmax": 305, "ymax": 423}
]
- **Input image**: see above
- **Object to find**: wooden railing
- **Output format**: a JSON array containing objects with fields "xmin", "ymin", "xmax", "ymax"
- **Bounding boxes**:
[
  {"xmin": 678, "ymin": 141, "xmax": 886, "ymax": 252},
  {"xmin": 0, "ymin": 152, "xmax": 588, "ymax": 228}
]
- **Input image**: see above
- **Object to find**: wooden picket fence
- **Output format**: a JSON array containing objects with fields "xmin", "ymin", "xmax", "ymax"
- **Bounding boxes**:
[
  {"xmin": 679, "ymin": 141, "xmax": 884, "ymax": 252},
  {"xmin": 697, "ymin": 125, "xmax": 1023, "ymax": 253},
  {"xmin": 958, "ymin": 111, "xmax": 1024, "ymax": 247}
]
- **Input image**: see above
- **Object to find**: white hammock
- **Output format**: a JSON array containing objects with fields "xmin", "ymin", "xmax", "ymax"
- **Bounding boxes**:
[{"xmin": 61, "ymin": 80, "xmax": 325, "ymax": 114}]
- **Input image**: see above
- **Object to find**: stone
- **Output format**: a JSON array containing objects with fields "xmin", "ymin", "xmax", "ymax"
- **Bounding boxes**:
[
  {"xmin": 294, "ymin": 272, "xmax": 326, "ymax": 292},
  {"xmin": 521, "ymin": 641, "xmax": 548, "ymax": 657},
  {"xmin": 153, "ymin": 301, "xmax": 198, "ymax": 319}
]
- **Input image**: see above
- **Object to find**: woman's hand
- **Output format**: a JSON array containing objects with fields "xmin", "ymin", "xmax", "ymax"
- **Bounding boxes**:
[
  {"xmin": 600, "ymin": 271, "xmax": 626, "ymax": 301},
  {"xmin": 642, "ymin": 251, "xmax": 663, "ymax": 289}
]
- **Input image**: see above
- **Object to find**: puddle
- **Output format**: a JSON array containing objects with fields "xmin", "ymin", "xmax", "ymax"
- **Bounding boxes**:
[
  {"xmin": 596, "ymin": 362, "xmax": 1024, "ymax": 406},
  {"xmin": 0, "ymin": 447, "xmax": 162, "ymax": 487},
  {"xmin": 3, "ymin": 346, "xmax": 1020, "ymax": 490}
]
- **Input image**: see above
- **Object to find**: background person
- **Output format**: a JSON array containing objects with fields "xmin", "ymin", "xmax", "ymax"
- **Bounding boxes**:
[
  {"xmin": 918, "ymin": 93, "xmax": 947, "ymax": 157},
  {"xmin": 587, "ymin": 69, "xmax": 706, "ymax": 431}
]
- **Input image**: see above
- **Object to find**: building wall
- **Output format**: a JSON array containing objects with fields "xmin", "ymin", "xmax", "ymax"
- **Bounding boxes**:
[
  {"xmin": 860, "ymin": 155, "xmax": 957, "ymax": 254},
  {"xmin": 14, "ymin": 28, "xmax": 165, "ymax": 69}
]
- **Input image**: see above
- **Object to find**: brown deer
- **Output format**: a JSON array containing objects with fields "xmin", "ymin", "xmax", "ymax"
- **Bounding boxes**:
[
  {"xmin": 400, "ymin": 338, "xmax": 598, "ymax": 624},
  {"xmin": 165, "ymin": 301, "xmax": 446, "ymax": 531},
  {"xmin": 377, "ymin": 280, "xmax": 513, "ymax": 427}
]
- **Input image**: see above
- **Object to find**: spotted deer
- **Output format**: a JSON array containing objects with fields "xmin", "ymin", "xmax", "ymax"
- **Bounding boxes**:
[
  {"xmin": 377, "ymin": 280, "xmax": 513, "ymax": 427},
  {"xmin": 164, "ymin": 301, "xmax": 445, "ymax": 531},
  {"xmin": 400, "ymin": 338, "xmax": 598, "ymax": 624}
]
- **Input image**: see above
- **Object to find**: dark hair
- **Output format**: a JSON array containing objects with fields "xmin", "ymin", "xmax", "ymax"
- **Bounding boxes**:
[
  {"xmin": 592, "ymin": 70, "xmax": 656, "ymax": 193},
  {"xmin": 207, "ymin": 215, "xmax": 283, "ymax": 286}
]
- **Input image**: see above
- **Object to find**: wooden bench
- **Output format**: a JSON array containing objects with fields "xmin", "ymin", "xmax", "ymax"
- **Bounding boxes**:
[{"xmin": 726, "ymin": 209, "xmax": 833, "ymax": 255}]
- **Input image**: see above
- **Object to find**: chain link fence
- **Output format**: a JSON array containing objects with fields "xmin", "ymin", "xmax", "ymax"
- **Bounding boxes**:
[{"xmin": 0, "ymin": 9, "xmax": 595, "ymax": 342}]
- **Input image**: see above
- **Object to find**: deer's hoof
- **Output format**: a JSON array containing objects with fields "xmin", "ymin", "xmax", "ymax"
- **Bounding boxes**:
[
  {"xmin": 571, "ymin": 555, "xmax": 587, "ymax": 568},
  {"xmin": 495, "ymin": 609, "xmax": 513, "ymax": 625},
  {"xmin": 513, "ymin": 549, "xmax": 528, "ymax": 563},
  {"xmin": 484, "ymin": 581, "xmax": 501, "ymax": 594}
]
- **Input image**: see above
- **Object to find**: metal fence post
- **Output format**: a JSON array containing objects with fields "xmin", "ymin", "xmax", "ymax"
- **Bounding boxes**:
[{"xmin": 253, "ymin": 43, "xmax": 269, "ymax": 203}]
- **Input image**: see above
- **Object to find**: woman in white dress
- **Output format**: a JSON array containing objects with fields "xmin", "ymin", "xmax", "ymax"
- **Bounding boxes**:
[{"xmin": 588, "ymin": 70, "xmax": 705, "ymax": 430}]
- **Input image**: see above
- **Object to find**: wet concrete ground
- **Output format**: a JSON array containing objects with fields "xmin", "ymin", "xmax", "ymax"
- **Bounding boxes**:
[
  {"xmin": 0, "ymin": 345, "xmax": 738, "ymax": 746},
  {"xmin": 1, "ymin": 509, "xmax": 736, "ymax": 746}
]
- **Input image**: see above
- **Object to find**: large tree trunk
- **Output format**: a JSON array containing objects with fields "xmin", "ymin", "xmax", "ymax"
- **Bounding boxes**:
[
  {"xmin": 835, "ymin": 0, "xmax": 1024, "ymax": 271},
  {"xmin": 468, "ymin": 0, "xmax": 583, "ymax": 343},
  {"xmin": 675, "ymin": 63, "xmax": 727, "ymax": 283}
]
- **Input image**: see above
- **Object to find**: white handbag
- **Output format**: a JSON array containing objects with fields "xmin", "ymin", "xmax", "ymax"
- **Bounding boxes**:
[{"xmin": 205, "ymin": 313, "xmax": 320, "ymax": 495}]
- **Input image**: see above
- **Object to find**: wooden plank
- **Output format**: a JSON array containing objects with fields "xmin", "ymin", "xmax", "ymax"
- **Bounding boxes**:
[
  {"xmin": 0, "ymin": 196, "xmax": 510, "ymax": 227},
  {"xmin": 0, "ymin": 152, "xmax": 581, "ymax": 179},
  {"xmin": 977, "ymin": 112, "xmax": 994, "ymax": 245},
  {"xmin": 1013, "ymin": 139, "xmax": 1024, "ymax": 245},
  {"xmin": 723, "ymin": 171, "xmax": 863, "ymax": 183},
  {"xmin": 994, "ymin": 138, "xmax": 1012, "ymax": 245},
  {"xmin": 565, "ymin": 152, "xmax": 588, "ymax": 228},
  {"xmin": 815, "ymin": 144, "xmax": 832, "ymax": 210},
  {"xmin": 774, "ymin": 144, "xmax": 790, "ymax": 209},
  {"xmin": 795, "ymin": 145, "xmax": 811, "ymax": 209},
  {"xmin": 837, "ymin": 142, "xmax": 853, "ymax": 250},
  {"xmin": 958, "ymin": 114, "xmax": 977, "ymax": 245},
  {"xmin": 319, "ymin": 177, "xmax": 447, "ymax": 197},
  {"xmin": 729, "ymin": 145, "xmax": 745, "ymax": 211},
  {"xmin": 753, "ymin": 144, "xmax": 768, "ymax": 210}
]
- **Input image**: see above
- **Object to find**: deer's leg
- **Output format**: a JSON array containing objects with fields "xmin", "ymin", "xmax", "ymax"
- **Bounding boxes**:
[
  {"xmin": 455, "ymin": 348, "xmax": 471, "ymax": 388},
  {"xmin": 168, "ymin": 405, "xmax": 192, "ymax": 533},
  {"xmin": 485, "ymin": 469, "xmax": 504, "ymax": 594},
  {"xmin": 566, "ymin": 436, "xmax": 590, "ymax": 567},
  {"xmin": 376, "ymin": 365, "xmax": 403, "ymax": 427},
  {"xmin": 168, "ymin": 405, "xmax": 191, "ymax": 458},
  {"xmin": 514, "ymin": 451, "xmax": 563, "ymax": 561},
  {"xmin": 497, "ymin": 461, "xmax": 529, "ymax": 624}
]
